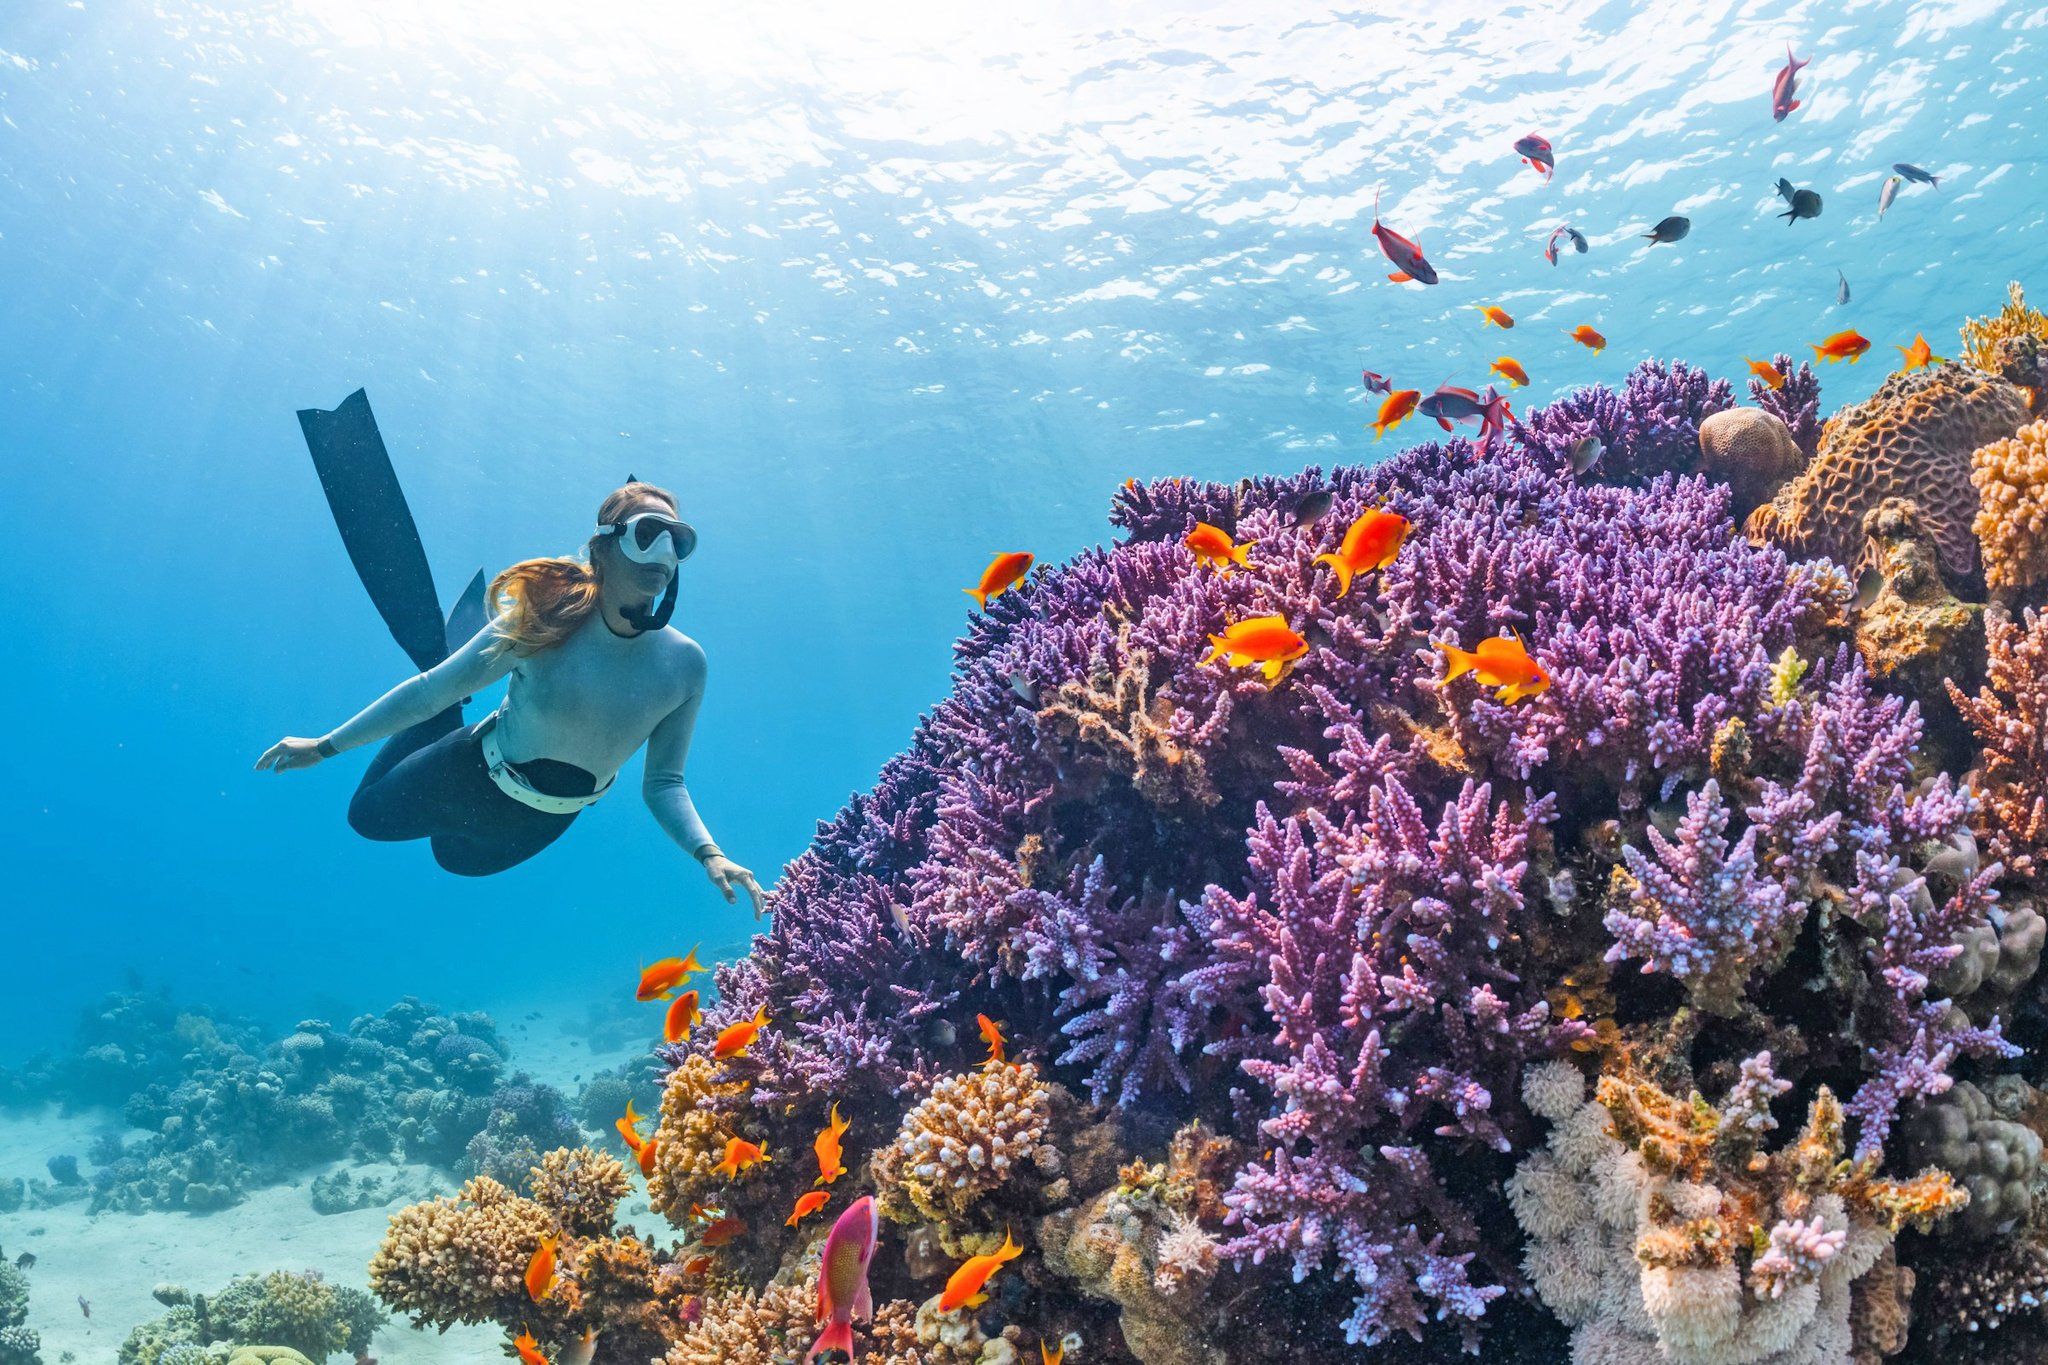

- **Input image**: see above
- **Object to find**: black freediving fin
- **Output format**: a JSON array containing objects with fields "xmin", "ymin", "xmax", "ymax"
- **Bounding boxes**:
[
  {"xmin": 445, "ymin": 567, "xmax": 488, "ymax": 656},
  {"xmin": 295, "ymin": 388, "xmax": 448, "ymax": 674}
]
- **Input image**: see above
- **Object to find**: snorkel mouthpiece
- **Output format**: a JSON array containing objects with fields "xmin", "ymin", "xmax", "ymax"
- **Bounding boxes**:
[{"xmin": 620, "ymin": 569, "xmax": 679, "ymax": 634}]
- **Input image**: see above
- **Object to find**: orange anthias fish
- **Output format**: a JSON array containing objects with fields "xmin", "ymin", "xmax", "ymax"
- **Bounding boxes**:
[
  {"xmin": 1565, "ymin": 324, "xmax": 1606, "ymax": 353},
  {"xmin": 1812, "ymin": 330, "xmax": 1872, "ymax": 364},
  {"xmin": 524, "ymin": 1234, "xmax": 558, "ymax": 1302},
  {"xmin": 713, "ymin": 1135, "xmax": 771, "ymax": 1179},
  {"xmin": 1896, "ymin": 333, "xmax": 1948, "ymax": 372},
  {"xmin": 1313, "ymin": 509, "xmax": 1411, "ymax": 600},
  {"xmin": 713, "ymin": 1005, "xmax": 771, "ymax": 1060},
  {"xmin": 815, "ymin": 1101, "xmax": 851, "ymax": 1185},
  {"xmin": 1200, "ymin": 615, "xmax": 1309, "ymax": 683},
  {"xmin": 1744, "ymin": 357, "xmax": 1787, "ymax": 390},
  {"xmin": 788, "ymin": 1190, "xmax": 832, "ymax": 1227},
  {"xmin": 977, "ymin": 1013, "xmax": 1006, "ymax": 1065},
  {"xmin": 663, "ymin": 990, "xmax": 702, "ymax": 1044},
  {"xmin": 682, "ymin": 1254, "xmax": 716, "ymax": 1275},
  {"xmin": 615, "ymin": 1100, "xmax": 646, "ymax": 1154},
  {"xmin": 701, "ymin": 1215, "xmax": 746, "ymax": 1247},
  {"xmin": 1435, "ymin": 630, "xmax": 1551, "ymax": 704},
  {"xmin": 1489, "ymin": 356, "xmax": 1529, "ymax": 387},
  {"xmin": 1042, "ymin": 1341, "xmax": 1065, "ymax": 1365},
  {"xmin": 939, "ymin": 1228, "xmax": 1024, "ymax": 1313},
  {"xmin": 1476, "ymin": 305, "xmax": 1514, "ymax": 329},
  {"xmin": 1183, "ymin": 522, "xmax": 1254, "ymax": 574},
  {"xmin": 636, "ymin": 1136, "xmax": 660, "ymax": 1177},
  {"xmin": 1371, "ymin": 388, "xmax": 1421, "ymax": 441},
  {"xmin": 514, "ymin": 1327, "xmax": 549, "ymax": 1365},
  {"xmin": 965, "ymin": 552, "xmax": 1034, "ymax": 610},
  {"xmin": 636, "ymin": 950, "xmax": 700, "ymax": 1002}
]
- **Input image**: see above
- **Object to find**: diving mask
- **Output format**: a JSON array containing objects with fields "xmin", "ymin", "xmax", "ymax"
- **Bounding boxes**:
[{"xmin": 598, "ymin": 512, "xmax": 697, "ymax": 569}]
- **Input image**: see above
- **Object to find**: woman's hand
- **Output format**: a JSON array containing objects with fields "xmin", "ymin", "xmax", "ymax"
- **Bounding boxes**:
[
  {"xmin": 255, "ymin": 737, "xmax": 328, "ymax": 773},
  {"xmin": 703, "ymin": 854, "xmax": 768, "ymax": 918}
]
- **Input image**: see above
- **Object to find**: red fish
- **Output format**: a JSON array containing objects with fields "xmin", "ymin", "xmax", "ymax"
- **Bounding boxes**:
[
  {"xmin": 1360, "ymin": 369, "xmax": 1393, "ymax": 394},
  {"xmin": 1489, "ymin": 357, "xmax": 1529, "ymax": 388},
  {"xmin": 1772, "ymin": 43, "xmax": 1810, "ymax": 123},
  {"xmin": 1183, "ymin": 522, "xmax": 1254, "ymax": 574},
  {"xmin": 524, "ymin": 1234, "xmax": 558, "ymax": 1303},
  {"xmin": 977, "ymin": 1013, "xmax": 1006, "ymax": 1065},
  {"xmin": 1812, "ymin": 330, "xmax": 1871, "ymax": 364},
  {"xmin": 965, "ymin": 552, "xmax": 1034, "ymax": 610},
  {"xmin": 1477, "ymin": 387, "xmax": 1514, "ymax": 445},
  {"xmin": 1565, "ymin": 324, "xmax": 1606, "ymax": 353},
  {"xmin": 788, "ymin": 1190, "xmax": 832, "ymax": 1227},
  {"xmin": 1370, "ymin": 187, "xmax": 1438, "ymax": 286},
  {"xmin": 939, "ymin": 1228, "xmax": 1024, "ymax": 1312},
  {"xmin": 514, "ymin": 1328, "xmax": 549, "ymax": 1365},
  {"xmin": 615, "ymin": 1100, "xmax": 646, "ymax": 1154},
  {"xmin": 663, "ymin": 990, "xmax": 702, "ymax": 1044},
  {"xmin": 636, "ymin": 1135, "xmax": 660, "ymax": 1177},
  {"xmin": 701, "ymin": 1215, "xmax": 746, "ymax": 1247},
  {"xmin": 1476, "ymin": 305, "xmax": 1514, "ymax": 329},
  {"xmin": 814, "ymin": 1101, "xmax": 850, "ymax": 1186},
  {"xmin": 636, "ymin": 948, "xmax": 702, "ymax": 1001},
  {"xmin": 1513, "ymin": 132, "xmax": 1554, "ymax": 181},
  {"xmin": 1371, "ymin": 389, "xmax": 1421, "ymax": 441},
  {"xmin": 1314, "ymin": 509, "xmax": 1410, "ymax": 599},
  {"xmin": 712, "ymin": 1135, "xmax": 771, "ymax": 1179},
  {"xmin": 713, "ymin": 1005, "xmax": 771, "ymax": 1060},
  {"xmin": 1895, "ymin": 333, "xmax": 1946, "ymax": 372},
  {"xmin": 1435, "ymin": 630, "xmax": 1551, "ymax": 704},
  {"xmin": 1745, "ymin": 357, "xmax": 1786, "ymax": 390},
  {"xmin": 806, "ymin": 1196, "xmax": 880, "ymax": 1363},
  {"xmin": 1201, "ymin": 615, "xmax": 1309, "ymax": 683}
]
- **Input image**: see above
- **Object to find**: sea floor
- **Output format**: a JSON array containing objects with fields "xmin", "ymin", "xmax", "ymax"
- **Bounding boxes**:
[{"xmin": 0, "ymin": 1003, "xmax": 650, "ymax": 1363}]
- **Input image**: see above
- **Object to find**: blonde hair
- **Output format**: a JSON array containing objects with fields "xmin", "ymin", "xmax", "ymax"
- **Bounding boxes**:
[{"xmin": 488, "ymin": 482, "xmax": 678, "ymax": 655}]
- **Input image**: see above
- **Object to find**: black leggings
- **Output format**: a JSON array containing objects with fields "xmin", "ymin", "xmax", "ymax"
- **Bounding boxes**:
[{"xmin": 346, "ymin": 706, "xmax": 587, "ymax": 877}]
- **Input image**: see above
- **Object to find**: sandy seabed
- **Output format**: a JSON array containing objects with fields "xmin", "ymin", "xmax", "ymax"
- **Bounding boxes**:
[{"xmin": 0, "ymin": 1019, "xmax": 650, "ymax": 1363}]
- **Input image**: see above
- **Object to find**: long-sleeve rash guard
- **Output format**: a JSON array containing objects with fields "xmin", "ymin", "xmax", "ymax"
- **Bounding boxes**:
[{"xmin": 322, "ymin": 614, "xmax": 716, "ymax": 858}]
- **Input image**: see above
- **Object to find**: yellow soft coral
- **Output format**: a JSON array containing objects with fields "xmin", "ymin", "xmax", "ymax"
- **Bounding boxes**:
[
  {"xmin": 1962, "ymin": 281, "xmax": 2048, "ymax": 375},
  {"xmin": 1971, "ymin": 419, "xmax": 2048, "ymax": 597}
]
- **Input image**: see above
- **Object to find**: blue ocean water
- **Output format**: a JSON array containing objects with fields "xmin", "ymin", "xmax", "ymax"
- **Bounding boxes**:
[{"xmin": 0, "ymin": 0, "xmax": 2040, "ymax": 1056}]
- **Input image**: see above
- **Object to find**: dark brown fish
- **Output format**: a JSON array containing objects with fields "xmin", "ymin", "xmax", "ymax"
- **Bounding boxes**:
[
  {"xmin": 1852, "ymin": 566, "xmax": 1884, "ymax": 611},
  {"xmin": 79, "ymin": 1295, "xmax": 91, "ymax": 1319},
  {"xmin": 13, "ymin": 1252, "xmax": 33, "ymax": 1270},
  {"xmin": 1291, "ymin": 490, "xmax": 1334, "ymax": 527}
]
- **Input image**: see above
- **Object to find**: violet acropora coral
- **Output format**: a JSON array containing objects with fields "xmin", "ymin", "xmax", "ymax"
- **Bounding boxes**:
[{"xmin": 638, "ymin": 349, "xmax": 2025, "ymax": 1355}]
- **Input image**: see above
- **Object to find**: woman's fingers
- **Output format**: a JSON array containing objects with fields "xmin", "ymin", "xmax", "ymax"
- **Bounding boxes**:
[{"xmin": 255, "ymin": 743, "xmax": 284, "ymax": 771}]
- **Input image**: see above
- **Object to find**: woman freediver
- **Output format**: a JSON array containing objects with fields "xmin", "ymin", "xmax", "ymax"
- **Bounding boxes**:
[{"xmin": 256, "ymin": 478, "xmax": 767, "ymax": 913}]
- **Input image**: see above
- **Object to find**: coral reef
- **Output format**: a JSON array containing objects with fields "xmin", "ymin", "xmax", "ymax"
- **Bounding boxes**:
[
  {"xmin": 1747, "ymin": 361, "xmax": 2031, "ymax": 581},
  {"xmin": 1970, "ymin": 419, "xmax": 2048, "ymax": 604},
  {"xmin": 118, "ymin": 1270, "xmax": 381, "ymax": 1365},
  {"xmin": 0, "ymin": 1259, "xmax": 39, "ymax": 1365},
  {"xmin": 365, "ymin": 305, "xmax": 2048, "ymax": 1361},
  {"xmin": 1962, "ymin": 282, "xmax": 2048, "ymax": 417}
]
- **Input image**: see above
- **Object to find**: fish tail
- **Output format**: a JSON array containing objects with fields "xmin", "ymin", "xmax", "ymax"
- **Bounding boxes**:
[
  {"xmin": 963, "ymin": 586, "xmax": 988, "ymax": 609},
  {"xmin": 1231, "ymin": 540, "xmax": 1255, "ymax": 568},
  {"xmin": 1201, "ymin": 635, "xmax": 1226, "ymax": 666},
  {"xmin": 1435, "ymin": 643, "xmax": 1478, "ymax": 682},
  {"xmin": 1314, "ymin": 553, "xmax": 1354, "ymax": 600},
  {"xmin": 806, "ymin": 1320, "xmax": 855, "ymax": 1364},
  {"xmin": 1811, "ymin": 344, "xmax": 1828, "ymax": 362}
]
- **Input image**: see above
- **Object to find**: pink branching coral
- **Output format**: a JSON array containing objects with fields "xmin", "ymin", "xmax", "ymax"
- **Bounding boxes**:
[{"xmin": 1948, "ymin": 608, "xmax": 2048, "ymax": 883}]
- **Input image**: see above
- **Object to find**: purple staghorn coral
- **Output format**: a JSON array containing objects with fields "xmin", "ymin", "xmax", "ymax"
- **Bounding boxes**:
[
  {"xmin": 1749, "ymin": 351, "xmax": 1824, "ymax": 459},
  {"xmin": 654, "ymin": 363, "xmax": 2010, "ymax": 1352},
  {"xmin": 1511, "ymin": 357, "xmax": 1735, "ymax": 482}
]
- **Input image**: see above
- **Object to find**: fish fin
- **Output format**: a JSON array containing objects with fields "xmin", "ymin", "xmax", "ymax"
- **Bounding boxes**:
[
  {"xmin": 1314, "ymin": 554, "xmax": 1353, "ymax": 600},
  {"xmin": 1788, "ymin": 99, "xmax": 1801, "ymax": 113},
  {"xmin": 1262, "ymin": 659, "xmax": 1285, "ymax": 682},
  {"xmin": 1436, "ymin": 644, "xmax": 1477, "ymax": 683},
  {"xmin": 854, "ymin": 1278, "xmax": 874, "ymax": 1321},
  {"xmin": 806, "ymin": 1320, "xmax": 855, "ymax": 1363},
  {"xmin": 966, "ymin": 1293, "xmax": 989, "ymax": 1309},
  {"xmin": 963, "ymin": 587, "xmax": 987, "ymax": 608},
  {"xmin": 1231, "ymin": 541, "xmax": 1255, "ymax": 567},
  {"xmin": 1436, "ymin": 417, "xmax": 1453, "ymax": 432},
  {"xmin": 1386, "ymin": 271, "xmax": 1412, "ymax": 283}
]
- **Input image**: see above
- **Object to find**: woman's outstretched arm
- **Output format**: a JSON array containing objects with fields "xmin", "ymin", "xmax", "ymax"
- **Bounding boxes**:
[
  {"xmin": 255, "ymin": 619, "xmax": 519, "ymax": 772},
  {"xmin": 644, "ymin": 642, "xmax": 768, "ymax": 916}
]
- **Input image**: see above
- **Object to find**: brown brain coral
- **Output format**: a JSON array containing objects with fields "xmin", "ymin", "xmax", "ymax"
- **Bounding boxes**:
[
  {"xmin": 1971, "ymin": 419, "xmax": 2048, "ymax": 598},
  {"xmin": 1746, "ymin": 361, "xmax": 2032, "ymax": 579},
  {"xmin": 1697, "ymin": 406, "xmax": 1803, "ymax": 516},
  {"xmin": 871, "ymin": 1060, "xmax": 1056, "ymax": 1226}
]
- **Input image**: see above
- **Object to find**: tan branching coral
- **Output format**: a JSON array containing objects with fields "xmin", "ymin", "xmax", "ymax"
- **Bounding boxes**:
[
  {"xmin": 530, "ymin": 1145, "xmax": 634, "ymax": 1238},
  {"xmin": 871, "ymin": 1061, "xmax": 1057, "ymax": 1226},
  {"xmin": 1508, "ymin": 1060, "xmax": 1963, "ymax": 1365},
  {"xmin": 1962, "ymin": 282, "xmax": 2048, "ymax": 409},
  {"xmin": 645, "ymin": 1053, "xmax": 754, "ymax": 1222},
  {"xmin": 1971, "ymin": 420, "xmax": 2048, "ymax": 599},
  {"xmin": 1035, "ymin": 626, "xmax": 1221, "ymax": 812},
  {"xmin": 368, "ymin": 1175, "xmax": 558, "ymax": 1328},
  {"xmin": 1947, "ymin": 607, "xmax": 2048, "ymax": 881},
  {"xmin": 1746, "ymin": 361, "xmax": 2032, "ymax": 579},
  {"xmin": 663, "ymin": 1275, "xmax": 991, "ymax": 1365}
]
